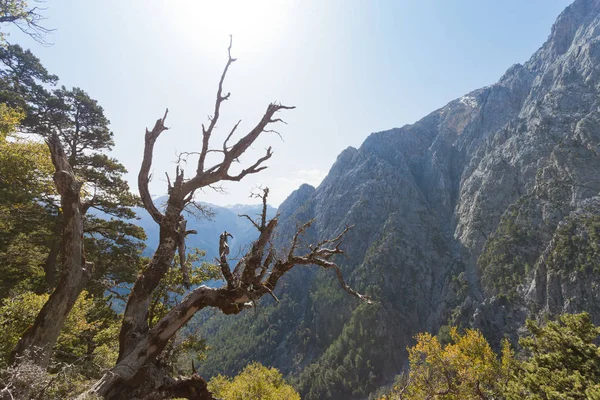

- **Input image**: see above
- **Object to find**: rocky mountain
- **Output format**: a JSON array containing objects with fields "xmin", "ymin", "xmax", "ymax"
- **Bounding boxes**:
[{"xmin": 196, "ymin": 1, "xmax": 600, "ymax": 398}]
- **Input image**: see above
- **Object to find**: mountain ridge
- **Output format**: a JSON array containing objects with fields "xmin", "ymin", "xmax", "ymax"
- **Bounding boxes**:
[
  {"xmin": 103, "ymin": 197, "xmax": 278, "ymax": 259},
  {"xmin": 196, "ymin": 1, "xmax": 600, "ymax": 398}
]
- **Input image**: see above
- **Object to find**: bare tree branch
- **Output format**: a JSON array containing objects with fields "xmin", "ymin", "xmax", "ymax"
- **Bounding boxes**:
[
  {"xmin": 296, "ymin": 256, "xmax": 372, "ymax": 303},
  {"xmin": 224, "ymin": 147, "xmax": 272, "ymax": 181},
  {"xmin": 86, "ymin": 186, "xmax": 370, "ymax": 399},
  {"xmin": 181, "ymin": 102, "xmax": 294, "ymax": 194},
  {"xmin": 238, "ymin": 214, "xmax": 261, "ymax": 231},
  {"xmin": 289, "ymin": 219, "xmax": 314, "ymax": 259},
  {"xmin": 249, "ymin": 187, "xmax": 270, "ymax": 230},
  {"xmin": 138, "ymin": 109, "xmax": 168, "ymax": 224},
  {"xmin": 0, "ymin": 2, "xmax": 55, "ymax": 46},
  {"xmin": 224, "ymin": 119, "xmax": 241, "ymax": 152},
  {"xmin": 197, "ymin": 35, "xmax": 237, "ymax": 174},
  {"xmin": 218, "ymin": 231, "xmax": 235, "ymax": 289}
]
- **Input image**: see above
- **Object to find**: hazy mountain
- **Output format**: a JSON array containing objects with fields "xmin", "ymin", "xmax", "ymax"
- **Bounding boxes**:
[
  {"xmin": 133, "ymin": 196, "xmax": 277, "ymax": 260},
  {"xmin": 196, "ymin": 1, "xmax": 600, "ymax": 398}
]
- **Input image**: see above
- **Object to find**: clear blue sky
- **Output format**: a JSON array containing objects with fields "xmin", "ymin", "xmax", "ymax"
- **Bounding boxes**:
[{"xmin": 7, "ymin": 0, "xmax": 573, "ymax": 206}]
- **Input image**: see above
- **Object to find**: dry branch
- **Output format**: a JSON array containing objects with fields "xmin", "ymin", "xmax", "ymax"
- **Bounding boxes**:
[
  {"xmin": 83, "ymin": 39, "xmax": 368, "ymax": 400},
  {"xmin": 138, "ymin": 109, "xmax": 169, "ymax": 224}
]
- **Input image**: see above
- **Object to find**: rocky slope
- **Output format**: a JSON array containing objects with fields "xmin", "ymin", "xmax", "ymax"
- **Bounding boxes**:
[{"xmin": 197, "ymin": 1, "xmax": 600, "ymax": 398}]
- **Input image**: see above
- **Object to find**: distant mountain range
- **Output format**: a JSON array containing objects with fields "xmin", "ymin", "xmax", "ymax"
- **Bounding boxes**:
[
  {"xmin": 98, "ymin": 198, "xmax": 277, "ymax": 311},
  {"xmin": 134, "ymin": 196, "xmax": 278, "ymax": 260}
]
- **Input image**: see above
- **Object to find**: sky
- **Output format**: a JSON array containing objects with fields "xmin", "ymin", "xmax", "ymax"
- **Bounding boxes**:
[{"xmin": 6, "ymin": 0, "xmax": 573, "ymax": 207}]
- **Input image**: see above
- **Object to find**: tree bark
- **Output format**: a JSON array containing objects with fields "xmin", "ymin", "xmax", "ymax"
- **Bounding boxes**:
[
  {"xmin": 86, "ymin": 360, "xmax": 215, "ymax": 400},
  {"xmin": 41, "ymin": 215, "xmax": 62, "ymax": 287},
  {"xmin": 117, "ymin": 208, "xmax": 182, "ymax": 361},
  {"xmin": 11, "ymin": 134, "xmax": 92, "ymax": 368}
]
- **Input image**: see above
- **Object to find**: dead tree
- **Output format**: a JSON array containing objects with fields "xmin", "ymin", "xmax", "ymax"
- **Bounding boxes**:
[
  {"xmin": 11, "ymin": 133, "xmax": 92, "ymax": 367},
  {"xmin": 81, "ymin": 39, "xmax": 370, "ymax": 400}
]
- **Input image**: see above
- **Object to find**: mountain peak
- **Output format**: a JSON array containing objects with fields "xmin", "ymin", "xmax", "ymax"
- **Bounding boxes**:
[{"xmin": 549, "ymin": 0, "xmax": 600, "ymax": 55}]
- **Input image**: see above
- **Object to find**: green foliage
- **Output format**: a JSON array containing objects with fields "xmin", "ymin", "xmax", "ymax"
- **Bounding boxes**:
[
  {"xmin": 381, "ymin": 314, "xmax": 600, "ymax": 400},
  {"xmin": 0, "ymin": 291, "xmax": 117, "ymax": 398},
  {"xmin": 451, "ymin": 271, "xmax": 468, "ymax": 303},
  {"xmin": 42, "ymin": 86, "xmax": 141, "ymax": 220},
  {"xmin": 208, "ymin": 362, "xmax": 300, "ymax": 400},
  {"xmin": 506, "ymin": 313, "xmax": 600, "ymax": 400},
  {"xmin": 479, "ymin": 202, "xmax": 537, "ymax": 298},
  {"xmin": 546, "ymin": 215, "xmax": 600, "ymax": 275},
  {"xmin": 0, "ymin": 291, "xmax": 120, "ymax": 371},
  {"xmin": 296, "ymin": 303, "xmax": 381, "ymax": 399},
  {"xmin": 46, "ymin": 85, "xmax": 146, "ymax": 289},
  {"xmin": 0, "ymin": 44, "xmax": 57, "ymax": 125},
  {"xmin": 85, "ymin": 217, "xmax": 147, "ymax": 299},
  {"xmin": 0, "ymin": 45, "xmax": 59, "ymax": 294},
  {"xmin": 0, "ymin": 41, "xmax": 145, "ymax": 295},
  {"xmin": 399, "ymin": 328, "xmax": 515, "ymax": 400},
  {"xmin": 0, "ymin": 23, "xmax": 148, "ymax": 399},
  {"xmin": 0, "ymin": 103, "xmax": 23, "ymax": 136},
  {"xmin": 0, "ymin": 117, "xmax": 56, "ymax": 296},
  {"xmin": 0, "ymin": 291, "xmax": 47, "ymax": 368}
]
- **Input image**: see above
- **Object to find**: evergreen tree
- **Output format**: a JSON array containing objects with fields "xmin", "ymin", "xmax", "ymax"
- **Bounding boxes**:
[
  {"xmin": 38, "ymin": 84, "xmax": 145, "ymax": 287},
  {"xmin": 0, "ymin": 32, "xmax": 144, "ymax": 367},
  {"xmin": 0, "ymin": 43, "xmax": 145, "ymax": 291},
  {"xmin": 507, "ymin": 313, "xmax": 600, "ymax": 400}
]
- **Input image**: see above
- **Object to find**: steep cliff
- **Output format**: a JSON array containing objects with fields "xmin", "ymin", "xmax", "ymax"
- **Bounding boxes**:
[{"xmin": 197, "ymin": 1, "xmax": 600, "ymax": 398}]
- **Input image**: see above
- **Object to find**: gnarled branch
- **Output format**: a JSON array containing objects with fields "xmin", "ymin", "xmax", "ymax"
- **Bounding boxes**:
[
  {"xmin": 87, "ymin": 186, "xmax": 369, "ymax": 399},
  {"xmin": 138, "ymin": 108, "xmax": 168, "ymax": 224},
  {"xmin": 218, "ymin": 231, "xmax": 235, "ymax": 289},
  {"xmin": 91, "ymin": 37, "xmax": 369, "ymax": 399},
  {"xmin": 238, "ymin": 214, "xmax": 261, "ymax": 231}
]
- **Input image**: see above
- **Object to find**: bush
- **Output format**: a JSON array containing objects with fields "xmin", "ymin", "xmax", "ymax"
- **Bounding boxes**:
[{"xmin": 208, "ymin": 362, "xmax": 300, "ymax": 400}]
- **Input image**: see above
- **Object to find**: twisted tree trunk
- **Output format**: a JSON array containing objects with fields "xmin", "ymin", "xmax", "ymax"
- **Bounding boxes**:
[
  {"xmin": 11, "ymin": 133, "xmax": 92, "ymax": 368},
  {"xmin": 42, "ymin": 215, "xmax": 62, "ymax": 287}
]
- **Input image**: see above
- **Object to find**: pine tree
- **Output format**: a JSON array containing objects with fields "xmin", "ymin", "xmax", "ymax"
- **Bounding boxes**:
[{"xmin": 507, "ymin": 313, "xmax": 600, "ymax": 400}]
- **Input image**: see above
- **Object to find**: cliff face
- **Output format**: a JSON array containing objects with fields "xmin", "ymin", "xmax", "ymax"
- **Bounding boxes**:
[{"xmin": 198, "ymin": 1, "xmax": 600, "ymax": 398}]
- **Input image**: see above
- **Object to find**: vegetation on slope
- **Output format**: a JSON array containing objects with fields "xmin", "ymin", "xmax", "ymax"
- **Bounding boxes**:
[{"xmin": 380, "ymin": 313, "xmax": 600, "ymax": 400}]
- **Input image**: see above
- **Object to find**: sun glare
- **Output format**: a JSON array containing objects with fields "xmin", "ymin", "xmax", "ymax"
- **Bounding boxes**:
[{"xmin": 165, "ymin": 1, "xmax": 290, "ymax": 53}]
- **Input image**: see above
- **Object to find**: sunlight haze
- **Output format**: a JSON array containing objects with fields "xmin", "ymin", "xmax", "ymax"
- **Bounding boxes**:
[{"xmin": 6, "ymin": 0, "xmax": 572, "ymax": 206}]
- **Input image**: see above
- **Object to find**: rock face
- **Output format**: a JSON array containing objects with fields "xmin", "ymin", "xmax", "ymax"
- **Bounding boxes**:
[{"xmin": 198, "ymin": 1, "xmax": 600, "ymax": 398}]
